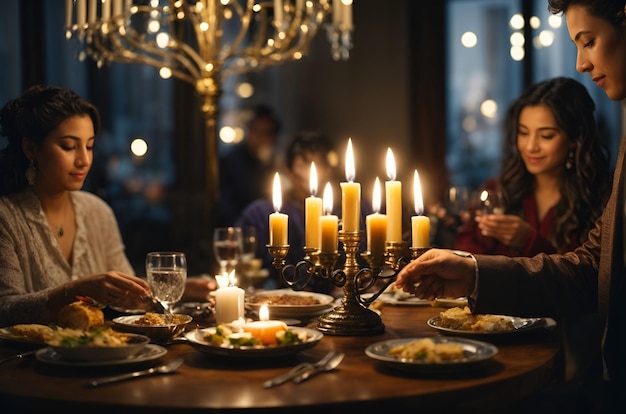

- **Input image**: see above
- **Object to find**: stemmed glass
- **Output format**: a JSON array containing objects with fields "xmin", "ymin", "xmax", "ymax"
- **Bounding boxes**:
[
  {"xmin": 213, "ymin": 227, "xmax": 243, "ymax": 276},
  {"xmin": 479, "ymin": 189, "xmax": 504, "ymax": 215},
  {"xmin": 146, "ymin": 252, "xmax": 187, "ymax": 322}
]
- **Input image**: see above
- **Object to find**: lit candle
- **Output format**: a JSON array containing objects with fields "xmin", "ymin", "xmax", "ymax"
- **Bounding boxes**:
[
  {"xmin": 320, "ymin": 182, "xmax": 339, "ymax": 253},
  {"xmin": 305, "ymin": 162, "xmax": 322, "ymax": 250},
  {"xmin": 366, "ymin": 177, "xmax": 387, "ymax": 255},
  {"xmin": 274, "ymin": 0, "xmax": 283, "ymax": 25},
  {"xmin": 214, "ymin": 271, "xmax": 245, "ymax": 325},
  {"xmin": 65, "ymin": 0, "xmax": 73, "ymax": 28},
  {"xmin": 243, "ymin": 305, "xmax": 287, "ymax": 346},
  {"xmin": 411, "ymin": 170, "xmax": 430, "ymax": 248},
  {"xmin": 340, "ymin": 138, "xmax": 361, "ymax": 232},
  {"xmin": 77, "ymin": 0, "xmax": 87, "ymax": 26},
  {"xmin": 269, "ymin": 172, "xmax": 288, "ymax": 246},
  {"xmin": 342, "ymin": 0, "xmax": 353, "ymax": 30},
  {"xmin": 88, "ymin": 0, "xmax": 97, "ymax": 24},
  {"xmin": 102, "ymin": 0, "xmax": 111, "ymax": 20},
  {"xmin": 332, "ymin": 0, "xmax": 343, "ymax": 26},
  {"xmin": 385, "ymin": 148, "xmax": 403, "ymax": 242}
]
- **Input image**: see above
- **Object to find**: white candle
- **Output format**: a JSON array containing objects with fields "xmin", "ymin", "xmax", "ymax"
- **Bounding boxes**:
[
  {"xmin": 214, "ymin": 272, "xmax": 245, "ymax": 325},
  {"xmin": 366, "ymin": 177, "xmax": 387, "ymax": 255},
  {"xmin": 65, "ymin": 0, "xmax": 73, "ymax": 28},
  {"xmin": 305, "ymin": 162, "xmax": 322, "ymax": 249},
  {"xmin": 102, "ymin": 0, "xmax": 111, "ymax": 20},
  {"xmin": 340, "ymin": 138, "xmax": 361, "ymax": 232},
  {"xmin": 77, "ymin": 0, "xmax": 87, "ymax": 26},
  {"xmin": 411, "ymin": 170, "xmax": 430, "ymax": 248},
  {"xmin": 269, "ymin": 172, "xmax": 288, "ymax": 246},
  {"xmin": 385, "ymin": 148, "xmax": 403, "ymax": 242},
  {"xmin": 320, "ymin": 182, "xmax": 339, "ymax": 253}
]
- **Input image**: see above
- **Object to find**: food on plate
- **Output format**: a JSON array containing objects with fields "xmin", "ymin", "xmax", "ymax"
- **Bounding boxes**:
[
  {"xmin": 204, "ymin": 323, "xmax": 306, "ymax": 347},
  {"xmin": 45, "ymin": 326, "xmax": 133, "ymax": 347},
  {"xmin": 388, "ymin": 338, "xmax": 465, "ymax": 362},
  {"xmin": 132, "ymin": 312, "xmax": 188, "ymax": 326},
  {"xmin": 57, "ymin": 301, "xmax": 105, "ymax": 330},
  {"xmin": 8, "ymin": 324, "xmax": 55, "ymax": 342},
  {"xmin": 247, "ymin": 293, "xmax": 321, "ymax": 306},
  {"xmin": 438, "ymin": 306, "xmax": 515, "ymax": 332}
]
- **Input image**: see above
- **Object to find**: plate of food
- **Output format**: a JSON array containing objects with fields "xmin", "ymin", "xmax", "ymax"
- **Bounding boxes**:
[
  {"xmin": 365, "ymin": 336, "xmax": 498, "ymax": 373},
  {"xmin": 35, "ymin": 343, "xmax": 167, "ymax": 367},
  {"xmin": 185, "ymin": 324, "xmax": 323, "ymax": 357},
  {"xmin": 112, "ymin": 313, "xmax": 193, "ymax": 343},
  {"xmin": 0, "ymin": 324, "xmax": 56, "ymax": 348},
  {"xmin": 427, "ymin": 306, "xmax": 546, "ymax": 338},
  {"xmin": 245, "ymin": 289, "xmax": 335, "ymax": 318}
]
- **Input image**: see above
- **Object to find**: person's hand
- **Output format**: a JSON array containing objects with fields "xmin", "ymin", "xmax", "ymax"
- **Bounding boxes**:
[
  {"xmin": 395, "ymin": 249, "xmax": 475, "ymax": 300},
  {"xmin": 475, "ymin": 213, "xmax": 531, "ymax": 247},
  {"xmin": 182, "ymin": 276, "xmax": 218, "ymax": 302},
  {"xmin": 65, "ymin": 272, "xmax": 151, "ymax": 309}
]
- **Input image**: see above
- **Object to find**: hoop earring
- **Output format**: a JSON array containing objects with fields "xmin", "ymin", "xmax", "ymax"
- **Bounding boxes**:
[
  {"xmin": 25, "ymin": 159, "xmax": 36, "ymax": 185},
  {"xmin": 565, "ymin": 149, "xmax": 575, "ymax": 170}
]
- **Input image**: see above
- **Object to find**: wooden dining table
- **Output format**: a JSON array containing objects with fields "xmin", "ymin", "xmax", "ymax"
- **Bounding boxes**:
[{"xmin": 0, "ymin": 300, "xmax": 560, "ymax": 413}]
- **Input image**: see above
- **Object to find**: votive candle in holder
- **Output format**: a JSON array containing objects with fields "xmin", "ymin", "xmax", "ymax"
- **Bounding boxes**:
[
  {"xmin": 214, "ymin": 271, "xmax": 245, "ymax": 325},
  {"xmin": 305, "ymin": 162, "xmax": 322, "ymax": 249},
  {"xmin": 385, "ymin": 148, "xmax": 403, "ymax": 243},
  {"xmin": 411, "ymin": 170, "xmax": 430, "ymax": 248},
  {"xmin": 320, "ymin": 182, "xmax": 339, "ymax": 253},
  {"xmin": 243, "ymin": 304, "xmax": 287, "ymax": 346},
  {"xmin": 366, "ymin": 177, "xmax": 387, "ymax": 255},
  {"xmin": 269, "ymin": 172, "xmax": 288, "ymax": 246},
  {"xmin": 340, "ymin": 138, "xmax": 361, "ymax": 232}
]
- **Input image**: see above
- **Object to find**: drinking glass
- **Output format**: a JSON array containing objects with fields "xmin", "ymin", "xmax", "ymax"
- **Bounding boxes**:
[
  {"xmin": 479, "ymin": 189, "xmax": 504, "ymax": 215},
  {"xmin": 146, "ymin": 252, "xmax": 187, "ymax": 322},
  {"xmin": 213, "ymin": 227, "xmax": 243, "ymax": 276}
]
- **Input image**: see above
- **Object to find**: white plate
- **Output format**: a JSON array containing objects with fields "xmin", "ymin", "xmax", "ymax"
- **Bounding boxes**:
[
  {"xmin": 185, "ymin": 327, "xmax": 323, "ymax": 358},
  {"xmin": 0, "ymin": 327, "xmax": 48, "ymax": 348},
  {"xmin": 427, "ymin": 315, "xmax": 546, "ymax": 338},
  {"xmin": 245, "ymin": 289, "xmax": 335, "ymax": 318},
  {"xmin": 48, "ymin": 333, "xmax": 151, "ymax": 361},
  {"xmin": 365, "ymin": 337, "xmax": 498, "ymax": 373},
  {"xmin": 433, "ymin": 297, "xmax": 469, "ymax": 308},
  {"xmin": 362, "ymin": 292, "xmax": 432, "ymax": 306},
  {"xmin": 35, "ymin": 344, "xmax": 167, "ymax": 367}
]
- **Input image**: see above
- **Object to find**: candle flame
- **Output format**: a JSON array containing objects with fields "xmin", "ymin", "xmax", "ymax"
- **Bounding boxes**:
[
  {"xmin": 215, "ymin": 270, "xmax": 238, "ymax": 288},
  {"xmin": 272, "ymin": 172, "xmax": 282, "ymax": 212},
  {"xmin": 323, "ymin": 182, "xmax": 333, "ymax": 215},
  {"xmin": 345, "ymin": 138, "xmax": 355, "ymax": 182},
  {"xmin": 372, "ymin": 177, "xmax": 381, "ymax": 213},
  {"xmin": 386, "ymin": 148, "xmax": 396, "ymax": 181},
  {"xmin": 309, "ymin": 162, "xmax": 318, "ymax": 196},
  {"xmin": 259, "ymin": 304, "xmax": 269, "ymax": 321},
  {"xmin": 413, "ymin": 169, "xmax": 424, "ymax": 215}
]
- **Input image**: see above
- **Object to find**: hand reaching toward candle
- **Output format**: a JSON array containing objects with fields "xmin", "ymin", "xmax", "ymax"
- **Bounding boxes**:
[{"xmin": 395, "ymin": 249, "xmax": 475, "ymax": 300}]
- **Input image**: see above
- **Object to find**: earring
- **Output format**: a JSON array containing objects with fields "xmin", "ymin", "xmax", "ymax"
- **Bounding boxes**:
[
  {"xmin": 565, "ymin": 149, "xmax": 575, "ymax": 170},
  {"xmin": 25, "ymin": 159, "xmax": 36, "ymax": 185}
]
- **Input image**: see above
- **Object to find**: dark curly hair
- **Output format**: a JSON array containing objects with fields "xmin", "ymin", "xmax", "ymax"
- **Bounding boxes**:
[
  {"xmin": 499, "ymin": 77, "xmax": 612, "ymax": 252},
  {"xmin": 548, "ymin": 0, "xmax": 626, "ymax": 26},
  {"xmin": 0, "ymin": 85, "xmax": 100, "ymax": 196}
]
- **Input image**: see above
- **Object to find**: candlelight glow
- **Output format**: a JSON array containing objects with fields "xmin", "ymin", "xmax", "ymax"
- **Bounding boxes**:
[
  {"xmin": 413, "ymin": 169, "xmax": 424, "ymax": 215},
  {"xmin": 309, "ymin": 162, "xmax": 318, "ymax": 196},
  {"xmin": 323, "ymin": 182, "xmax": 334, "ymax": 215},
  {"xmin": 372, "ymin": 177, "xmax": 382, "ymax": 213},
  {"xmin": 345, "ymin": 138, "xmax": 355, "ymax": 182},
  {"xmin": 272, "ymin": 172, "xmax": 282, "ymax": 212},
  {"xmin": 259, "ymin": 304, "xmax": 270, "ymax": 321},
  {"xmin": 216, "ymin": 270, "xmax": 238, "ymax": 288},
  {"xmin": 386, "ymin": 148, "xmax": 396, "ymax": 181}
]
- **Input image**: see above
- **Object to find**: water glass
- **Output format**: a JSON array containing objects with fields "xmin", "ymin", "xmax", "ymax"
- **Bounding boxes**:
[{"xmin": 146, "ymin": 252, "xmax": 187, "ymax": 320}]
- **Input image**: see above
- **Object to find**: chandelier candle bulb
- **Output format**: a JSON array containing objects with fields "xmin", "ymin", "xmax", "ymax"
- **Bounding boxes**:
[
  {"xmin": 76, "ymin": 0, "xmax": 86, "ymax": 26},
  {"xmin": 411, "ymin": 170, "xmax": 430, "ymax": 248},
  {"xmin": 112, "ymin": 0, "xmax": 122, "ymax": 17},
  {"xmin": 244, "ymin": 305, "xmax": 287, "ymax": 346},
  {"xmin": 65, "ymin": 0, "xmax": 72, "ymax": 27},
  {"xmin": 340, "ymin": 138, "xmax": 361, "ymax": 232},
  {"xmin": 385, "ymin": 148, "xmax": 403, "ymax": 243},
  {"xmin": 88, "ymin": 0, "xmax": 97, "ymax": 24},
  {"xmin": 366, "ymin": 177, "xmax": 387, "ymax": 255},
  {"xmin": 320, "ymin": 183, "xmax": 339, "ymax": 252},
  {"xmin": 269, "ymin": 173, "xmax": 288, "ymax": 246},
  {"xmin": 305, "ymin": 162, "xmax": 323, "ymax": 249},
  {"xmin": 102, "ymin": 0, "xmax": 111, "ymax": 21},
  {"xmin": 214, "ymin": 272, "xmax": 245, "ymax": 325}
]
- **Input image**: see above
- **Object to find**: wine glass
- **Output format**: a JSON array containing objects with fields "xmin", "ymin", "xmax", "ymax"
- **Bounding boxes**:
[
  {"xmin": 479, "ymin": 189, "xmax": 504, "ymax": 215},
  {"xmin": 213, "ymin": 227, "xmax": 243, "ymax": 276},
  {"xmin": 146, "ymin": 252, "xmax": 187, "ymax": 322}
]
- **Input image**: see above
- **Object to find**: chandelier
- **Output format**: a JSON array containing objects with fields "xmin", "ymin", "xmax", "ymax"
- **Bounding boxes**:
[{"xmin": 64, "ymin": 0, "xmax": 353, "ymax": 232}]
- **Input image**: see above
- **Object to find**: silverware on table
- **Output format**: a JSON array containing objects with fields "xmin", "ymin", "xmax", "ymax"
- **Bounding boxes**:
[
  {"xmin": 0, "ymin": 350, "xmax": 35, "ymax": 366},
  {"xmin": 263, "ymin": 351, "xmax": 339, "ymax": 388},
  {"xmin": 293, "ymin": 352, "xmax": 344, "ymax": 383},
  {"xmin": 86, "ymin": 357, "xmax": 184, "ymax": 388}
]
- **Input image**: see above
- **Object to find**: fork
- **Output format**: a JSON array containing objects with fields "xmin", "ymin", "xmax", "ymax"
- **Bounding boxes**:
[{"xmin": 263, "ymin": 351, "xmax": 337, "ymax": 388}]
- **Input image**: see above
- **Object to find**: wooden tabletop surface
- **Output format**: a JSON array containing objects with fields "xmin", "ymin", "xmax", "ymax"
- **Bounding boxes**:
[{"xmin": 0, "ymin": 302, "xmax": 560, "ymax": 413}]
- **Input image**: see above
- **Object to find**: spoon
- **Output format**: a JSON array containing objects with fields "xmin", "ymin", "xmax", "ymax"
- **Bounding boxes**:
[
  {"xmin": 292, "ymin": 352, "xmax": 345, "ymax": 383},
  {"xmin": 86, "ymin": 357, "xmax": 184, "ymax": 388}
]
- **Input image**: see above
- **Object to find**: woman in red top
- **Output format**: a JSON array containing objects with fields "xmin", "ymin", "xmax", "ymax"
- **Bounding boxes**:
[{"xmin": 454, "ymin": 77, "xmax": 612, "ymax": 256}]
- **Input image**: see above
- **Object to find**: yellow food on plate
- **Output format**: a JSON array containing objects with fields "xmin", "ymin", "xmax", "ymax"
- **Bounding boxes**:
[
  {"xmin": 9, "ymin": 324, "xmax": 55, "ymax": 343},
  {"xmin": 57, "ymin": 301, "xmax": 105, "ymax": 330},
  {"xmin": 389, "ymin": 338, "xmax": 464, "ymax": 362},
  {"xmin": 438, "ymin": 306, "xmax": 514, "ymax": 332}
]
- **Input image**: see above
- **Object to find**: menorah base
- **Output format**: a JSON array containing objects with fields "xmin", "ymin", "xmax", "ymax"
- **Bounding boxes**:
[{"xmin": 316, "ymin": 302, "xmax": 384, "ymax": 336}]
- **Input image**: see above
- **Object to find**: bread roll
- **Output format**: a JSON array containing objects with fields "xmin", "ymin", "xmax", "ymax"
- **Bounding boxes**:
[{"xmin": 57, "ymin": 301, "xmax": 104, "ymax": 330}]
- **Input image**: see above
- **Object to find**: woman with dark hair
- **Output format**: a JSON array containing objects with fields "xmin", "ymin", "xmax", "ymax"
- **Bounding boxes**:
[{"xmin": 455, "ymin": 77, "xmax": 612, "ymax": 256}]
